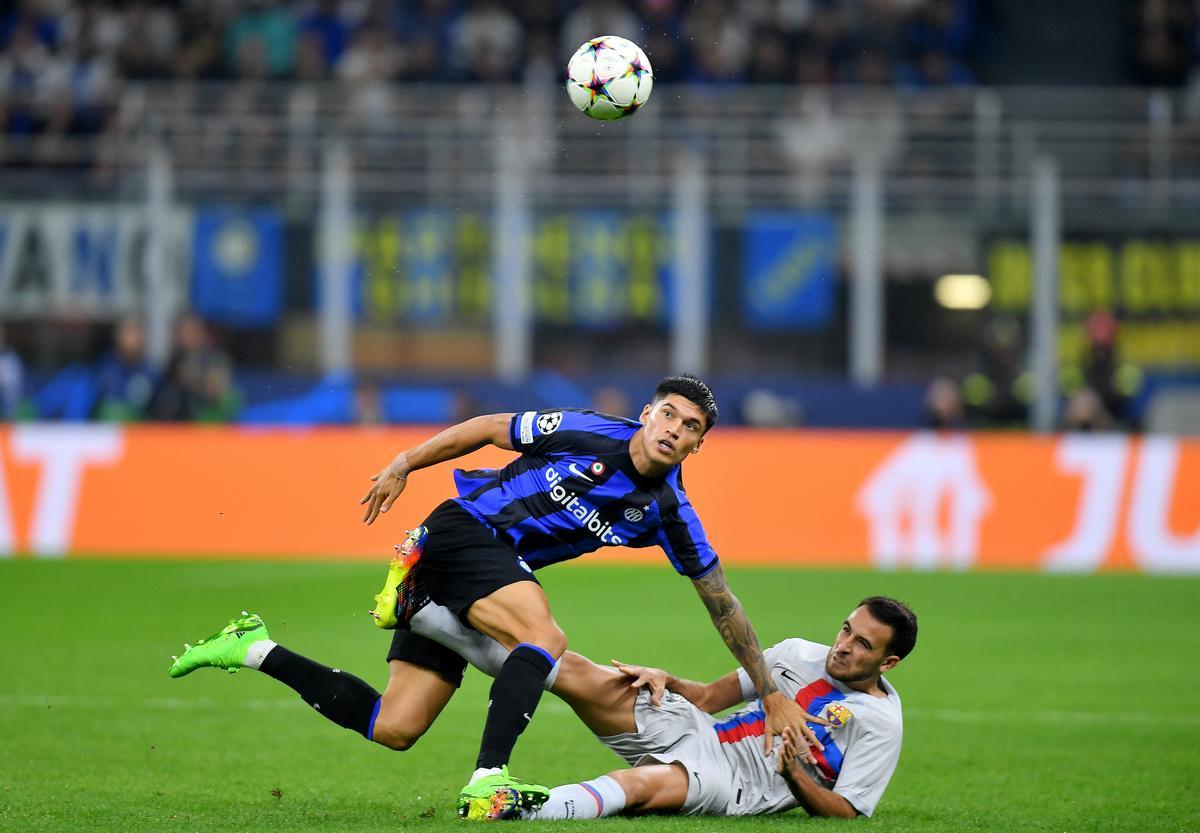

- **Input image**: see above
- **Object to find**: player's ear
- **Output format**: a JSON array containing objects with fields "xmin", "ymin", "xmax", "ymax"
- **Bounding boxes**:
[
  {"xmin": 879, "ymin": 655, "xmax": 900, "ymax": 674},
  {"xmin": 692, "ymin": 436, "xmax": 704, "ymax": 454},
  {"xmin": 638, "ymin": 403, "xmax": 651, "ymax": 424}
]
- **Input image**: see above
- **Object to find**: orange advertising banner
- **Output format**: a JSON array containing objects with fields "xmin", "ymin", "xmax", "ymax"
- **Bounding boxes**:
[{"xmin": 0, "ymin": 425, "xmax": 1197, "ymax": 572}]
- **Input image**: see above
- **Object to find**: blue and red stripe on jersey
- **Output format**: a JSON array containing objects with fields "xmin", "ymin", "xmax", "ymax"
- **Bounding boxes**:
[{"xmin": 713, "ymin": 679, "xmax": 846, "ymax": 782}]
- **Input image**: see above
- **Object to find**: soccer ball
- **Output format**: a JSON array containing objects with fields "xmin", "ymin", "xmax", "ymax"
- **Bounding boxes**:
[{"xmin": 565, "ymin": 35, "xmax": 654, "ymax": 121}]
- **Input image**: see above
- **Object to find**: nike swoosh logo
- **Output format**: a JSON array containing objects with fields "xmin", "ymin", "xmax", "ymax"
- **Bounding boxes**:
[
  {"xmin": 567, "ymin": 463, "xmax": 594, "ymax": 482},
  {"xmin": 779, "ymin": 668, "xmax": 803, "ymax": 686}
]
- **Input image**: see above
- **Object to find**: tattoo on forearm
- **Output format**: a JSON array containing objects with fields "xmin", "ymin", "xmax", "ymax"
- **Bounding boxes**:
[{"xmin": 693, "ymin": 566, "xmax": 778, "ymax": 698}]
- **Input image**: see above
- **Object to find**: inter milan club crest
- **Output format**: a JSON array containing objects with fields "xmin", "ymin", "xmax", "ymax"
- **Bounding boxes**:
[
  {"xmin": 536, "ymin": 412, "xmax": 563, "ymax": 434},
  {"xmin": 623, "ymin": 506, "xmax": 644, "ymax": 523}
]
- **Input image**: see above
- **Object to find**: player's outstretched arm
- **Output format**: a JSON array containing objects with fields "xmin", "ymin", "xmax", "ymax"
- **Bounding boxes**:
[
  {"xmin": 611, "ymin": 661, "xmax": 743, "ymax": 713},
  {"xmin": 691, "ymin": 565, "xmax": 829, "ymax": 758},
  {"xmin": 777, "ymin": 728, "xmax": 859, "ymax": 818},
  {"xmin": 360, "ymin": 413, "xmax": 515, "ymax": 524}
]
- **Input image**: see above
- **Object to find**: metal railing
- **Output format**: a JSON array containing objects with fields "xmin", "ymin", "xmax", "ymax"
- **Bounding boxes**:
[{"xmin": 3, "ymin": 82, "xmax": 1200, "ymax": 222}]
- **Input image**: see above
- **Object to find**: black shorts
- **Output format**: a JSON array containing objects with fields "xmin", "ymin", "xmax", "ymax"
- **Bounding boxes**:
[{"xmin": 384, "ymin": 499, "xmax": 540, "ymax": 686}]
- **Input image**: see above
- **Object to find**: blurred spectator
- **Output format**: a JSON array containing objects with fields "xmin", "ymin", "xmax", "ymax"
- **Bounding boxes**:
[
  {"xmin": 0, "ymin": 17, "xmax": 55, "ymax": 139},
  {"xmin": 747, "ymin": 25, "xmax": 792, "ymax": 84},
  {"xmin": 1061, "ymin": 388, "xmax": 1116, "ymax": 432},
  {"xmin": 448, "ymin": 0, "xmax": 523, "ymax": 82},
  {"xmin": 961, "ymin": 317, "xmax": 1031, "ymax": 427},
  {"xmin": 149, "ymin": 313, "xmax": 240, "ymax": 423},
  {"xmin": 299, "ymin": 0, "xmax": 351, "ymax": 72},
  {"xmin": 1127, "ymin": 0, "xmax": 1197, "ymax": 86},
  {"xmin": 638, "ymin": 0, "xmax": 688, "ymax": 83},
  {"xmin": 925, "ymin": 376, "xmax": 965, "ymax": 429},
  {"xmin": 897, "ymin": 0, "xmax": 979, "ymax": 87},
  {"xmin": 561, "ymin": 0, "xmax": 643, "ymax": 59},
  {"xmin": 395, "ymin": 0, "xmax": 456, "ymax": 80},
  {"xmin": 93, "ymin": 316, "xmax": 157, "ymax": 422},
  {"xmin": 0, "ymin": 324, "xmax": 26, "ymax": 420},
  {"xmin": 175, "ymin": 2, "xmax": 227, "ymax": 80},
  {"xmin": 353, "ymin": 377, "xmax": 385, "ymax": 425},
  {"xmin": 1061, "ymin": 311, "xmax": 1145, "ymax": 429},
  {"xmin": 684, "ymin": 0, "xmax": 750, "ymax": 83},
  {"xmin": 115, "ymin": 2, "xmax": 180, "ymax": 80},
  {"xmin": 592, "ymin": 385, "xmax": 631, "ymax": 418},
  {"xmin": 741, "ymin": 388, "xmax": 805, "ymax": 427},
  {"xmin": 224, "ymin": 0, "xmax": 296, "ymax": 79},
  {"xmin": 0, "ymin": 0, "xmax": 61, "ymax": 51}
]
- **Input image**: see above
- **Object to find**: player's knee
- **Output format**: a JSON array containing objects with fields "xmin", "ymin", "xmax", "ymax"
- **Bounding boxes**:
[
  {"xmin": 532, "ymin": 627, "xmax": 567, "ymax": 660},
  {"xmin": 540, "ymin": 628, "xmax": 566, "ymax": 662},
  {"xmin": 369, "ymin": 716, "xmax": 423, "ymax": 751},
  {"xmin": 607, "ymin": 769, "xmax": 649, "ymax": 809}
]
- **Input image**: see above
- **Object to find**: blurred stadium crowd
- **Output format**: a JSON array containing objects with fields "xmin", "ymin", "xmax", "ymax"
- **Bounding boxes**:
[
  {"xmin": 1, "ymin": 1, "xmax": 1198, "ymax": 433},
  {"xmin": 4, "ymin": 0, "xmax": 1198, "ymax": 154}
]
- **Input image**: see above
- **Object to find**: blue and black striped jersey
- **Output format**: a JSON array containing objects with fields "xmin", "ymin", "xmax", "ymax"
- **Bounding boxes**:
[{"xmin": 451, "ymin": 409, "xmax": 719, "ymax": 579}]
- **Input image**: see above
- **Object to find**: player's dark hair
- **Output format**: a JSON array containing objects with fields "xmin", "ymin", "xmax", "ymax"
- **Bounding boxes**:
[
  {"xmin": 858, "ymin": 596, "xmax": 918, "ymax": 660},
  {"xmin": 653, "ymin": 374, "xmax": 718, "ymax": 432}
]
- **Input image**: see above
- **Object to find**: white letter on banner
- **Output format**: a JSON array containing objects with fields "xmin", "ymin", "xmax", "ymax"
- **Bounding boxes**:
[
  {"xmin": 1042, "ymin": 435, "xmax": 1130, "ymax": 573},
  {"xmin": 0, "ymin": 439, "xmax": 14, "ymax": 555},
  {"xmin": 856, "ymin": 433, "xmax": 991, "ymax": 570},
  {"xmin": 11, "ymin": 425, "xmax": 123, "ymax": 557},
  {"xmin": 1128, "ymin": 436, "xmax": 1200, "ymax": 573}
]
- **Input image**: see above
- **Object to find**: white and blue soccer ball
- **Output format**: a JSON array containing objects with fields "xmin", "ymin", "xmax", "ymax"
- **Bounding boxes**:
[{"xmin": 565, "ymin": 35, "xmax": 654, "ymax": 121}]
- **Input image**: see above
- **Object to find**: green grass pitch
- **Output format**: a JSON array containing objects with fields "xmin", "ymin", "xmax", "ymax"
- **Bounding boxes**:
[{"xmin": 1, "ymin": 560, "xmax": 1197, "ymax": 832}]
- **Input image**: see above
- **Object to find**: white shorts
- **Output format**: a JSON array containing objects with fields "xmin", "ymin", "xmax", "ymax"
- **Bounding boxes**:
[{"xmin": 596, "ymin": 689, "xmax": 734, "ymax": 815}]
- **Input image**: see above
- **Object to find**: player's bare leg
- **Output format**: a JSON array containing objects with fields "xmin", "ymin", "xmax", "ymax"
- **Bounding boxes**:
[
  {"xmin": 549, "ymin": 651, "xmax": 638, "ymax": 736},
  {"xmin": 455, "ymin": 581, "xmax": 565, "ymax": 810},
  {"xmin": 465, "ymin": 581, "xmax": 567, "ymax": 656},
  {"xmin": 370, "ymin": 660, "xmax": 457, "ymax": 750},
  {"xmin": 607, "ymin": 764, "xmax": 689, "ymax": 814}
]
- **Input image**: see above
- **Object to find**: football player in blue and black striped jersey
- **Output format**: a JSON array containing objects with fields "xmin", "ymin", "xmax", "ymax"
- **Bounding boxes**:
[{"xmin": 167, "ymin": 375, "xmax": 824, "ymax": 819}]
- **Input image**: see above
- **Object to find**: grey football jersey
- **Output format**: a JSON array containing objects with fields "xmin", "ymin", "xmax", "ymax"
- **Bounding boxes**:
[{"xmin": 722, "ymin": 638, "xmax": 903, "ymax": 817}]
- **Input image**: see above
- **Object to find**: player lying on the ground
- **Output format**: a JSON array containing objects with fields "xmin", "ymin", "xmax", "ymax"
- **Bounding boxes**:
[
  {"xmin": 413, "ymin": 593, "xmax": 917, "ymax": 820},
  {"xmin": 170, "ymin": 595, "xmax": 914, "ymax": 820},
  {"xmin": 170, "ymin": 375, "xmax": 821, "ymax": 819}
]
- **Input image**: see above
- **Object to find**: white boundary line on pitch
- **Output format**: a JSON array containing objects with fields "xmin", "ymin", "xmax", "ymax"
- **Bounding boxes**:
[
  {"xmin": 906, "ymin": 707, "xmax": 1200, "ymax": 726},
  {"xmin": 2, "ymin": 695, "xmax": 1197, "ymax": 726}
]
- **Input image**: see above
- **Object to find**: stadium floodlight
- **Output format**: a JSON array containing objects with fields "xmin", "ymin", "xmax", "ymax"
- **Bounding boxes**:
[{"xmin": 934, "ymin": 275, "xmax": 991, "ymax": 310}]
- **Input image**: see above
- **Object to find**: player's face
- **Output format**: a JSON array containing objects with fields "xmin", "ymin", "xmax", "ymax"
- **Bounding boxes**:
[
  {"xmin": 825, "ymin": 606, "xmax": 899, "ymax": 684},
  {"xmin": 638, "ymin": 394, "xmax": 707, "ymax": 466}
]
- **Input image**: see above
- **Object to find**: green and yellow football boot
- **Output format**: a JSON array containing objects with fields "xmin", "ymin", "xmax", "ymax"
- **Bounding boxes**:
[{"xmin": 458, "ymin": 768, "xmax": 549, "ymax": 821}]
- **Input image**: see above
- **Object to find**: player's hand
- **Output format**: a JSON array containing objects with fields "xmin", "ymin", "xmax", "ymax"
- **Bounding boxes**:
[
  {"xmin": 776, "ymin": 727, "xmax": 808, "ymax": 776},
  {"xmin": 612, "ymin": 660, "xmax": 669, "ymax": 706},
  {"xmin": 359, "ymin": 457, "xmax": 409, "ymax": 524},
  {"xmin": 761, "ymin": 690, "xmax": 828, "ymax": 759}
]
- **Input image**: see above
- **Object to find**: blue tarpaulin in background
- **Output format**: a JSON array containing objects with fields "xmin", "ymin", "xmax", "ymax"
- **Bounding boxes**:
[
  {"xmin": 742, "ymin": 213, "xmax": 837, "ymax": 330},
  {"xmin": 192, "ymin": 207, "xmax": 283, "ymax": 327}
]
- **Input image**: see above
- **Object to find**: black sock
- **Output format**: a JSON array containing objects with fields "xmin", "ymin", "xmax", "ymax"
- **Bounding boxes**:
[
  {"xmin": 476, "ymin": 643, "xmax": 555, "ymax": 769},
  {"xmin": 259, "ymin": 646, "xmax": 381, "ymax": 739}
]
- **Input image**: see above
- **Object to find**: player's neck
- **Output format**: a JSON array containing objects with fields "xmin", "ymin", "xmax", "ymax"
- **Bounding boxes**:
[
  {"xmin": 629, "ymin": 428, "xmax": 671, "ymax": 478},
  {"xmin": 845, "ymin": 675, "xmax": 887, "ymax": 698}
]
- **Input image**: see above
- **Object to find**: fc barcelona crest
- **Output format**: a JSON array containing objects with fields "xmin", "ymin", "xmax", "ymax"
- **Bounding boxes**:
[{"xmin": 824, "ymin": 702, "xmax": 852, "ymax": 727}]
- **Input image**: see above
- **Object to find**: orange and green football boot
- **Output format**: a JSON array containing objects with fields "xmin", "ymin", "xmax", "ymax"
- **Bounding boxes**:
[{"xmin": 369, "ymin": 526, "xmax": 428, "ymax": 629}]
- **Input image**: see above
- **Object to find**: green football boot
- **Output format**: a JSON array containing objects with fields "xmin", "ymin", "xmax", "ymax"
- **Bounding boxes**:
[
  {"xmin": 168, "ymin": 612, "xmax": 269, "ymax": 678},
  {"xmin": 458, "ymin": 768, "xmax": 549, "ymax": 821},
  {"xmin": 369, "ymin": 526, "xmax": 427, "ymax": 629}
]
